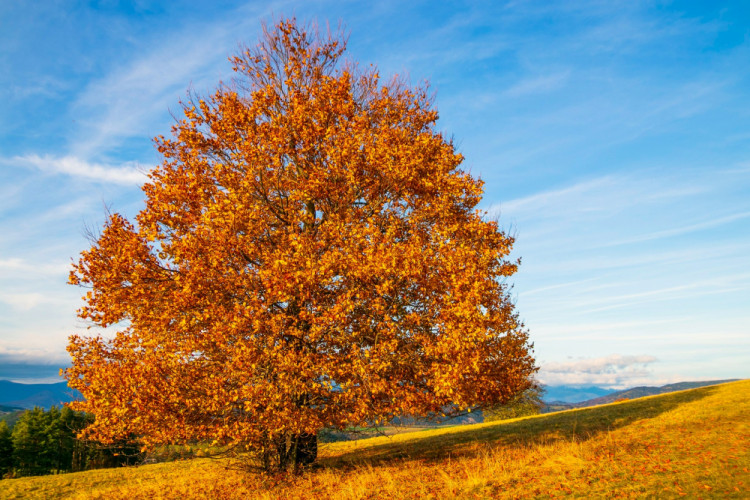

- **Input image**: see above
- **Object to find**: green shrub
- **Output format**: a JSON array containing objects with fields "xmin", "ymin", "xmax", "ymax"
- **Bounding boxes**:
[{"xmin": 484, "ymin": 385, "xmax": 545, "ymax": 422}]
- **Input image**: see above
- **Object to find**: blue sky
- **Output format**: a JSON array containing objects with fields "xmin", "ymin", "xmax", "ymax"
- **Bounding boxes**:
[{"xmin": 1, "ymin": 1, "xmax": 748, "ymax": 387}]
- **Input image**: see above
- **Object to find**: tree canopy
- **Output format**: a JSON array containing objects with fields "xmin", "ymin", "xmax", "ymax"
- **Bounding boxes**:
[{"xmin": 66, "ymin": 19, "xmax": 536, "ymax": 471}]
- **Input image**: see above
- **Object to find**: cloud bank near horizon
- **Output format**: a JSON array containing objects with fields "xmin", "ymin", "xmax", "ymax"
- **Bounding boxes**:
[{"xmin": 538, "ymin": 354, "xmax": 665, "ymax": 388}]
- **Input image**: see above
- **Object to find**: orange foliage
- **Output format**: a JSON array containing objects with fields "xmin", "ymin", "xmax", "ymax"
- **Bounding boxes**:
[{"xmin": 65, "ymin": 19, "xmax": 536, "ymax": 470}]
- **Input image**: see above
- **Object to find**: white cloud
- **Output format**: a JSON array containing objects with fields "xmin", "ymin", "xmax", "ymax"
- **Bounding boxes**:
[
  {"xmin": 66, "ymin": 3, "xmax": 275, "ymax": 159},
  {"xmin": 544, "ymin": 354, "xmax": 658, "ymax": 373},
  {"xmin": 0, "ymin": 345, "xmax": 70, "ymax": 365},
  {"xmin": 0, "ymin": 292, "xmax": 47, "ymax": 311},
  {"xmin": 539, "ymin": 354, "xmax": 661, "ymax": 387},
  {"xmin": 0, "ymin": 257, "xmax": 70, "ymax": 278},
  {"xmin": 12, "ymin": 154, "xmax": 147, "ymax": 185},
  {"xmin": 0, "ymin": 258, "xmax": 24, "ymax": 270}
]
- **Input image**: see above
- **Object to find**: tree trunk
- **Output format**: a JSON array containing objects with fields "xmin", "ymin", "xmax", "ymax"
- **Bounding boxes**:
[
  {"xmin": 272, "ymin": 432, "xmax": 317, "ymax": 472},
  {"xmin": 294, "ymin": 432, "xmax": 317, "ymax": 468}
]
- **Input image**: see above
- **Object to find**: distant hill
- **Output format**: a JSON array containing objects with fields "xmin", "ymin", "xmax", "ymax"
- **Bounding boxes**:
[
  {"xmin": 0, "ymin": 380, "xmax": 81, "ymax": 410},
  {"xmin": 542, "ymin": 385, "xmax": 614, "ymax": 403},
  {"xmin": 569, "ymin": 379, "xmax": 740, "ymax": 408},
  {"xmin": 542, "ymin": 379, "xmax": 740, "ymax": 412},
  {"xmin": 0, "ymin": 405, "xmax": 25, "ymax": 428}
]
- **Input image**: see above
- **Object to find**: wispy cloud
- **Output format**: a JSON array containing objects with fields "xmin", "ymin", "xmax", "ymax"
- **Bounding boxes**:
[
  {"xmin": 530, "ymin": 318, "xmax": 685, "ymax": 337},
  {"xmin": 491, "ymin": 172, "xmax": 717, "ymax": 225},
  {"xmin": 520, "ymin": 277, "xmax": 600, "ymax": 297},
  {"xmin": 503, "ymin": 71, "xmax": 571, "ymax": 97},
  {"xmin": 494, "ymin": 176, "xmax": 619, "ymax": 216},
  {"xmin": 11, "ymin": 154, "xmax": 147, "ymax": 185},
  {"xmin": 522, "ymin": 241, "xmax": 750, "ymax": 277},
  {"xmin": 67, "ymin": 4, "xmax": 273, "ymax": 159},
  {"xmin": 534, "ymin": 271, "xmax": 750, "ymax": 314},
  {"xmin": 578, "ymin": 279, "xmax": 750, "ymax": 315},
  {"xmin": 600, "ymin": 211, "xmax": 750, "ymax": 248},
  {"xmin": 0, "ymin": 257, "xmax": 69, "ymax": 278}
]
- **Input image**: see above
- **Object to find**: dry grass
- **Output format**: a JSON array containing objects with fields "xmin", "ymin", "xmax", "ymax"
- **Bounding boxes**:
[{"xmin": 2, "ymin": 380, "xmax": 748, "ymax": 499}]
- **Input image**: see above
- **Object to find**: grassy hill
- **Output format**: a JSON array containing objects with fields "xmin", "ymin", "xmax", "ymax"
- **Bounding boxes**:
[{"xmin": 1, "ymin": 380, "xmax": 747, "ymax": 499}]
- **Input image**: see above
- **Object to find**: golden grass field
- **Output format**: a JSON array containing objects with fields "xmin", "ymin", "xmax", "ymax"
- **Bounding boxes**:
[{"xmin": 1, "ymin": 379, "xmax": 748, "ymax": 499}]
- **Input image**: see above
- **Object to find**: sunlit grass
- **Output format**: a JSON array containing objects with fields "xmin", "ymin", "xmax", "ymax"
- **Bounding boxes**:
[{"xmin": 2, "ymin": 380, "xmax": 748, "ymax": 499}]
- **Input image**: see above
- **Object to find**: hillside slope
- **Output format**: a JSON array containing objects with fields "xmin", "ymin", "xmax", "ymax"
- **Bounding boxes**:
[
  {"xmin": 0, "ymin": 406, "xmax": 25, "ymax": 429},
  {"xmin": 1, "ymin": 380, "xmax": 748, "ymax": 499}
]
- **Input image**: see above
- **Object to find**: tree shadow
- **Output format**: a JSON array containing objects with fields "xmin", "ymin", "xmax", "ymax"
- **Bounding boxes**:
[{"xmin": 318, "ymin": 384, "xmax": 720, "ymax": 470}]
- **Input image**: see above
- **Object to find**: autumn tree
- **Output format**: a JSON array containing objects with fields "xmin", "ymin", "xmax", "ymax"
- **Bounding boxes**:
[{"xmin": 66, "ymin": 19, "xmax": 537, "ymax": 472}]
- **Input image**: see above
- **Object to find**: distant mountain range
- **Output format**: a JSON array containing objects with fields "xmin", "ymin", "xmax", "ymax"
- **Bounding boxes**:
[
  {"xmin": 0, "ymin": 378, "xmax": 740, "ymax": 414},
  {"xmin": 0, "ymin": 380, "xmax": 82, "ymax": 410},
  {"xmin": 542, "ymin": 385, "xmax": 614, "ymax": 403},
  {"xmin": 543, "ymin": 379, "xmax": 740, "ymax": 412}
]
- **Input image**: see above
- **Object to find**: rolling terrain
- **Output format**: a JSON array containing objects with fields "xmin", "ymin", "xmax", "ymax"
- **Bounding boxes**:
[{"xmin": 1, "ymin": 379, "xmax": 747, "ymax": 498}]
